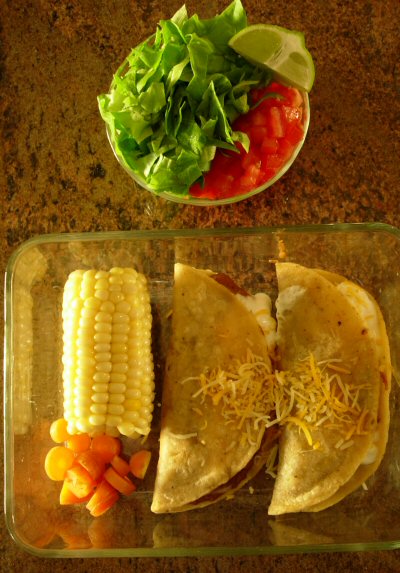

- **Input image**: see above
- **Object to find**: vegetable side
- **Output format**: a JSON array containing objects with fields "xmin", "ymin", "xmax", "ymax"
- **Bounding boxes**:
[{"xmin": 98, "ymin": 0, "xmax": 271, "ymax": 197}]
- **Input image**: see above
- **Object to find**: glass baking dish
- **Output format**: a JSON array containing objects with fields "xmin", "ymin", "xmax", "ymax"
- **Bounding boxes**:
[{"xmin": 4, "ymin": 222, "xmax": 400, "ymax": 557}]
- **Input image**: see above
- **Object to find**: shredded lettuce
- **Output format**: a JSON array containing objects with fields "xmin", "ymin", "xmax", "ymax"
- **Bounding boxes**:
[{"xmin": 98, "ymin": 0, "xmax": 271, "ymax": 196}]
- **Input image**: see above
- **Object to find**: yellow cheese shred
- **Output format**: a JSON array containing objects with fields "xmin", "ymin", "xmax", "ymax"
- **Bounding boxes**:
[{"xmin": 186, "ymin": 351, "xmax": 375, "ymax": 451}]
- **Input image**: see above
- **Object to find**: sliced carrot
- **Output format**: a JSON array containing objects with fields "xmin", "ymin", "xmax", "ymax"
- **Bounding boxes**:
[
  {"xmin": 59, "ymin": 480, "xmax": 92, "ymax": 505},
  {"xmin": 76, "ymin": 450, "xmax": 105, "ymax": 482},
  {"xmin": 110, "ymin": 455, "xmax": 130, "ymax": 477},
  {"xmin": 104, "ymin": 466, "xmax": 136, "ymax": 496},
  {"xmin": 86, "ymin": 479, "xmax": 119, "ymax": 517},
  {"xmin": 44, "ymin": 446, "xmax": 75, "ymax": 481},
  {"xmin": 66, "ymin": 432, "xmax": 91, "ymax": 453},
  {"xmin": 129, "ymin": 450, "xmax": 152, "ymax": 479},
  {"xmin": 49, "ymin": 418, "xmax": 71, "ymax": 443},
  {"xmin": 65, "ymin": 464, "xmax": 96, "ymax": 498},
  {"xmin": 90, "ymin": 435, "xmax": 121, "ymax": 463}
]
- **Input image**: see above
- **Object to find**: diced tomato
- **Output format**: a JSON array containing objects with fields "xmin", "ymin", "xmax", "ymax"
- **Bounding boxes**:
[
  {"xmin": 240, "ymin": 164, "xmax": 262, "ymax": 190},
  {"xmin": 285, "ymin": 121, "xmax": 305, "ymax": 146},
  {"xmin": 276, "ymin": 138, "xmax": 295, "ymax": 163},
  {"xmin": 266, "ymin": 81, "xmax": 291, "ymax": 100},
  {"xmin": 241, "ymin": 148, "xmax": 261, "ymax": 170},
  {"xmin": 190, "ymin": 182, "xmax": 210, "ymax": 198},
  {"xmin": 86, "ymin": 480, "xmax": 119, "ymax": 517},
  {"xmin": 249, "ymin": 109, "xmax": 266, "ymax": 127},
  {"xmin": 265, "ymin": 154, "xmax": 285, "ymax": 170},
  {"xmin": 188, "ymin": 81, "xmax": 305, "ymax": 200},
  {"xmin": 282, "ymin": 105, "xmax": 302, "ymax": 123},
  {"xmin": 260, "ymin": 137, "xmax": 279, "ymax": 155},
  {"xmin": 261, "ymin": 167, "xmax": 279, "ymax": 181},
  {"xmin": 211, "ymin": 150, "xmax": 235, "ymax": 171},
  {"xmin": 284, "ymin": 87, "xmax": 303, "ymax": 107},
  {"xmin": 267, "ymin": 107, "xmax": 285, "ymax": 138},
  {"xmin": 65, "ymin": 464, "xmax": 96, "ymax": 499},
  {"xmin": 216, "ymin": 174, "xmax": 236, "ymax": 196},
  {"xmin": 248, "ymin": 126, "xmax": 268, "ymax": 146}
]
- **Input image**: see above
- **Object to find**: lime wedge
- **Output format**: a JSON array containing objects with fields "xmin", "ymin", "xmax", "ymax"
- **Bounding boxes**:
[{"xmin": 229, "ymin": 24, "xmax": 315, "ymax": 92}]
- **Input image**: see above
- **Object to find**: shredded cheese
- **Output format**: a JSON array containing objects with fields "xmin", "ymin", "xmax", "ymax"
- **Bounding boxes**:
[
  {"xmin": 184, "ymin": 351, "xmax": 375, "ymax": 451},
  {"xmin": 266, "ymin": 443, "xmax": 279, "ymax": 478},
  {"xmin": 172, "ymin": 432, "xmax": 198, "ymax": 440}
]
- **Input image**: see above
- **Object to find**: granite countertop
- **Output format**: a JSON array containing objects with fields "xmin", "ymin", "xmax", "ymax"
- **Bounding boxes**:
[{"xmin": 1, "ymin": 0, "xmax": 400, "ymax": 571}]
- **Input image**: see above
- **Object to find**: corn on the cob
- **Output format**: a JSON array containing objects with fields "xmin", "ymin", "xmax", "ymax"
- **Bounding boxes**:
[{"xmin": 62, "ymin": 267, "xmax": 155, "ymax": 439}]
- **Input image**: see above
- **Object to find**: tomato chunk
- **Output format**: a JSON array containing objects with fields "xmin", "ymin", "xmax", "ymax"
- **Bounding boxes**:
[{"xmin": 189, "ymin": 81, "xmax": 305, "ymax": 200}]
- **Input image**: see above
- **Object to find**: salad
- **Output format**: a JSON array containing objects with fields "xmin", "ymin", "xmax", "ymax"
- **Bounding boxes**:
[{"xmin": 98, "ymin": 0, "xmax": 313, "ymax": 203}]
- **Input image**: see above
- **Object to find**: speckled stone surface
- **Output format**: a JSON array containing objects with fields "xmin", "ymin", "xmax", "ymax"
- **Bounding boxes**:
[{"xmin": 1, "ymin": 0, "xmax": 400, "ymax": 571}]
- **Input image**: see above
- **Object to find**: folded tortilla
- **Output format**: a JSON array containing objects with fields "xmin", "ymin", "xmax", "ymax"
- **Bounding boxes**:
[
  {"xmin": 268, "ymin": 263, "xmax": 391, "ymax": 515},
  {"xmin": 151, "ymin": 263, "xmax": 278, "ymax": 513}
]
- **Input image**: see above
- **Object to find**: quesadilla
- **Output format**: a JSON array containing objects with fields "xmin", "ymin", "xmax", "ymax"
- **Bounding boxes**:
[
  {"xmin": 151, "ymin": 263, "xmax": 278, "ymax": 513},
  {"xmin": 268, "ymin": 262, "xmax": 391, "ymax": 515}
]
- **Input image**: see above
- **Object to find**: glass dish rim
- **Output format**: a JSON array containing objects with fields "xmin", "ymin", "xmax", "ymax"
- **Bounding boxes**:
[
  {"xmin": 5, "ymin": 221, "xmax": 400, "ymax": 268},
  {"xmin": 4, "ymin": 221, "xmax": 400, "ymax": 558}
]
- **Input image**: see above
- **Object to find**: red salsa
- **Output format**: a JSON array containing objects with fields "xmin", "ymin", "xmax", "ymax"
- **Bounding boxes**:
[{"xmin": 190, "ymin": 81, "xmax": 306, "ymax": 200}]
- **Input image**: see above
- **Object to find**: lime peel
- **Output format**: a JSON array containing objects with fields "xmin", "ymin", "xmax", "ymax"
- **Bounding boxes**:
[{"xmin": 229, "ymin": 24, "xmax": 315, "ymax": 92}]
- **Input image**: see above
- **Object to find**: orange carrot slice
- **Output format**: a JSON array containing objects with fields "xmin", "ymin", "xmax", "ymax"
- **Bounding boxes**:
[
  {"xmin": 65, "ymin": 465, "xmax": 96, "ymax": 498},
  {"xmin": 110, "ymin": 455, "xmax": 130, "ymax": 477},
  {"xmin": 90, "ymin": 435, "xmax": 121, "ymax": 463},
  {"xmin": 66, "ymin": 433, "xmax": 91, "ymax": 453},
  {"xmin": 76, "ymin": 450, "xmax": 105, "ymax": 482},
  {"xmin": 44, "ymin": 446, "xmax": 75, "ymax": 481},
  {"xmin": 59, "ymin": 480, "xmax": 92, "ymax": 505},
  {"xmin": 104, "ymin": 467, "xmax": 136, "ymax": 496},
  {"xmin": 86, "ymin": 479, "xmax": 119, "ymax": 517},
  {"xmin": 129, "ymin": 450, "xmax": 152, "ymax": 479}
]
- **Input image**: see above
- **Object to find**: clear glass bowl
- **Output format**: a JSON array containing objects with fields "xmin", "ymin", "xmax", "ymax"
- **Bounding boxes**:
[
  {"xmin": 106, "ymin": 82, "xmax": 310, "ymax": 206},
  {"xmin": 4, "ymin": 223, "xmax": 400, "ymax": 557}
]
